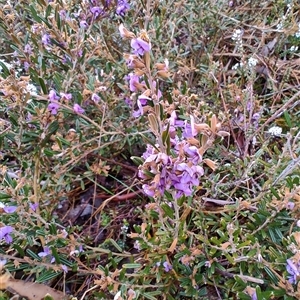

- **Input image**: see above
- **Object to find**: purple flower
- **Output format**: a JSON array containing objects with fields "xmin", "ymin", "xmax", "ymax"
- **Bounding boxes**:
[
  {"xmin": 182, "ymin": 115, "xmax": 202, "ymax": 138},
  {"xmin": 251, "ymin": 112, "xmax": 260, "ymax": 129},
  {"xmin": 142, "ymin": 184, "xmax": 156, "ymax": 197},
  {"xmin": 124, "ymin": 97, "xmax": 133, "ymax": 107},
  {"xmin": 73, "ymin": 104, "xmax": 85, "ymax": 114},
  {"xmin": 60, "ymin": 93, "xmax": 72, "ymax": 101},
  {"xmin": 0, "ymin": 202, "xmax": 17, "ymax": 213},
  {"xmin": 0, "ymin": 259, "xmax": 6, "ymax": 268},
  {"xmin": 29, "ymin": 203, "xmax": 39, "ymax": 211},
  {"xmin": 61, "ymin": 264, "xmax": 68, "ymax": 273},
  {"xmin": 4, "ymin": 206, "xmax": 17, "ymax": 213},
  {"xmin": 139, "ymin": 139, "xmax": 204, "ymax": 199},
  {"xmin": 251, "ymin": 291, "xmax": 257, "ymax": 300},
  {"xmin": 116, "ymin": 0, "xmax": 130, "ymax": 16},
  {"xmin": 77, "ymin": 49, "xmax": 83, "ymax": 57},
  {"xmin": 80, "ymin": 20, "xmax": 88, "ymax": 28},
  {"xmin": 38, "ymin": 247, "xmax": 55, "ymax": 263},
  {"xmin": 91, "ymin": 6, "xmax": 103, "ymax": 18},
  {"xmin": 286, "ymin": 201, "xmax": 295, "ymax": 210},
  {"xmin": 131, "ymin": 38, "xmax": 151, "ymax": 56},
  {"xmin": 183, "ymin": 144, "xmax": 202, "ymax": 164},
  {"xmin": 24, "ymin": 61, "xmax": 30, "ymax": 71},
  {"xmin": 38, "ymin": 246, "xmax": 51, "ymax": 257},
  {"xmin": 246, "ymin": 101, "xmax": 253, "ymax": 112},
  {"xmin": 92, "ymin": 93, "xmax": 100, "ymax": 103},
  {"xmin": 163, "ymin": 261, "xmax": 172, "ymax": 272},
  {"xmin": 286, "ymin": 258, "xmax": 300, "ymax": 284},
  {"xmin": 0, "ymin": 226, "xmax": 13, "ymax": 244},
  {"xmin": 59, "ymin": 10, "xmax": 70, "ymax": 21},
  {"xmin": 49, "ymin": 90, "xmax": 60, "ymax": 101},
  {"xmin": 48, "ymin": 102, "xmax": 60, "ymax": 115},
  {"xmin": 168, "ymin": 111, "xmax": 185, "ymax": 137},
  {"xmin": 42, "ymin": 33, "xmax": 50, "ymax": 46},
  {"xmin": 133, "ymin": 95, "xmax": 150, "ymax": 117},
  {"xmin": 126, "ymin": 73, "xmax": 139, "ymax": 92},
  {"xmin": 24, "ymin": 44, "xmax": 32, "ymax": 54},
  {"xmin": 125, "ymin": 55, "xmax": 135, "ymax": 68}
]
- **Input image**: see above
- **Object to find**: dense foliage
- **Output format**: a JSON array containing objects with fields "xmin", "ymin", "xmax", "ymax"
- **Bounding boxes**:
[{"xmin": 0, "ymin": 0, "xmax": 300, "ymax": 299}]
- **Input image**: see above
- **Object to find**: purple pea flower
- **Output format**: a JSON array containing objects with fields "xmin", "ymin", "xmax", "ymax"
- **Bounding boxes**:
[
  {"xmin": 91, "ymin": 6, "xmax": 103, "ymax": 18},
  {"xmin": 48, "ymin": 102, "xmax": 60, "ymax": 115},
  {"xmin": 38, "ymin": 247, "xmax": 55, "ymax": 263},
  {"xmin": 163, "ymin": 261, "xmax": 172, "ymax": 272},
  {"xmin": 124, "ymin": 97, "xmax": 133, "ymax": 107},
  {"xmin": 116, "ymin": 0, "xmax": 130, "ymax": 16},
  {"xmin": 49, "ymin": 90, "xmax": 60, "ymax": 101},
  {"xmin": 0, "ymin": 202, "xmax": 17, "ymax": 213},
  {"xmin": 42, "ymin": 33, "xmax": 50, "ymax": 46},
  {"xmin": 0, "ymin": 259, "xmax": 6, "ymax": 268},
  {"xmin": 24, "ymin": 44, "xmax": 32, "ymax": 54},
  {"xmin": 24, "ymin": 61, "xmax": 30, "ymax": 71},
  {"xmin": 92, "ymin": 93, "xmax": 100, "ymax": 103},
  {"xmin": 60, "ymin": 93, "xmax": 72, "ymax": 101},
  {"xmin": 126, "ymin": 73, "xmax": 139, "ymax": 92},
  {"xmin": 133, "ymin": 94, "xmax": 150, "ymax": 117},
  {"xmin": 251, "ymin": 112, "xmax": 260, "ymax": 129},
  {"xmin": 286, "ymin": 258, "xmax": 300, "ymax": 284},
  {"xmin": 73, "ymin": 104, "xmax": 85, "ymax": 114},
  {"xmin": 251, "ymin": 291, "xmax": 257, "ymax": 300},
  {"xmin": 80, "ymin": 20, "xmax": 88, "ymax": 29},
  {"xmin": 0, "ymin": 226, "xmax": 13, "ymax": 244},
  {"xmin": 3, "ymin": 206, "xmax": 17, "ymax": 213},
  {"xmin": 142, "ymin": 184, "xmax": 156, "ymax": 197},
  {"xmin": 29, "ymin": 203, "xmax": 39, "ymax": 211},
  {"xmin": 61, "ymin": 264, "xmax": 68, "ymax": 273},
  {"xmin": 183, "ymin": 144, "xmax": 202, "ymax": 164},
  {"xmin": 59, "ymin": 10, "xmax": 70, "ymax": 21},
  {"xmin": 131, "ymin": 38, "xmax": 151, "ymax": 56},
  {"xmin": 286, "ymin": 201, "xmax": 295, "ymax": 210}
]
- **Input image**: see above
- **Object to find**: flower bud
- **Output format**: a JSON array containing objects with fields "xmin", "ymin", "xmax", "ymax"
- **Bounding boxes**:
[{"xmin": 119, "ymin": 24, "xmax": 135, "ymax": 39}]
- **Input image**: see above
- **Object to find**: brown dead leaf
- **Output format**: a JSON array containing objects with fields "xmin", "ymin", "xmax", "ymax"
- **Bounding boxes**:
[
  {"xmin": 0, "ymin": 275, "xmax": 68, "ymax": 300},
  {"xmin": 221, "ymin": 242, "xmax": 231, "ymax": 250},
  {"xmin": 168, "ymin": 237, "xmax": 178, "ymax": 253},
  {"xmin": 0, "ymin": 273, "xmax": 10, "ymax": 289}
]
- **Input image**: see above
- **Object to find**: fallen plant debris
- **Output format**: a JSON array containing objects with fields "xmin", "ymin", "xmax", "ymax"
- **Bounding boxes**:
[{"xmin": 0, "ymin": 0, "xmax": 300, "ymax": 299}]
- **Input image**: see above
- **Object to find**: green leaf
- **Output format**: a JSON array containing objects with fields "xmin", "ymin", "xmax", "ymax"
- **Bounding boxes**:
[
  {"xmin": 131, "ymin": 156, "xmax": 144, "ymax": 166},
  {"xmin": 161, "ymin": 203, "xmax": 174, "ymax": 218},
  {"xmin": 122, "ymin": 263, "xmax": 141, "ymax": 269},
  {"xmin": 9, "ymin": 113, "xmax": 19, "ymax": 126},
  {"xmin": 0, "ymin": 193, "xmax": 11, "ymax": 200},
  {"xmin": 39, "ymin": 77, "xmax": 48, "ymax": 94},
  {"xmin": 263, "ymin": 266, "xmax": 278, "ymax": 284},
  {"xmin": 270, "ymin": 187, "xmax": 280, "ymax": 199},
  {"xmin": 29, "ymin": 5, "xmax": 42, "ymax": 23},
  {"xmin": 43, "ymin": 148, "xmax": 55, "ymax": 157},
  {"xmin": 283, "ymin": 111, "xmax": 292, "ymax": 128},
  {"xmin": 0, "ymin": 61, "xmax": 10, "ymax": 77},
  {"xmin": 49, "ymin": 224, "xmax": 57, "ymax": 235},
  {"xmin": 109, "ymin": 239, "xmax": 123, "ymax": 252},
  {"xmin": 36, "ymin": 270, "xmax": 61, "ymax": 283},
  {"xmin": 45, "ymin": 4, "xmax": 52, "ymax": 18},
  {"xmin": 60, "ymin": 257, "xmax": 74, "ymax": 268},
  {"xmin": 143, "ymin": 291, "xmax": 163, "ymax": 300},
  {"xmin": 13, "ymin": 244, "xmax": 25, "ymax": 257},
  {"xmin": 51, "ymin": 246, "xmax": 61, "ymax": 264},
  {"xmin": 26, "ymin": 249, "xmax": 41, "ymax": 260}
]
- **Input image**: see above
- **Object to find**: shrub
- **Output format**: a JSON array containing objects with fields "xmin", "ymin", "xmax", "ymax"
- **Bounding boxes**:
[{"xmin": 0, "ymin": 0, "xmax": 300, "ymax": 299}]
